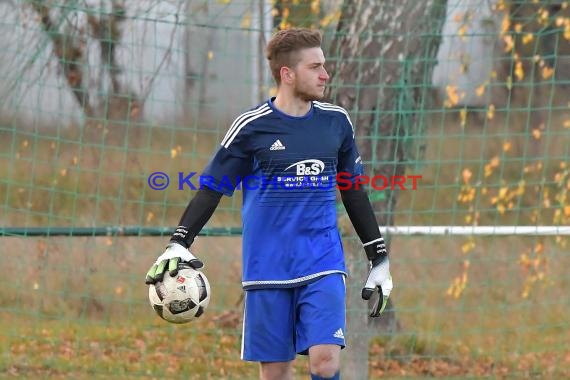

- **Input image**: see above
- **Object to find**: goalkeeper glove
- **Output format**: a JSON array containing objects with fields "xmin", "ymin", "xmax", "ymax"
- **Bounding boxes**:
[
  {"xmin": 145, "ymin": 242, "xmax": 204, "ymax": 285},
  {"xmin": 361, "ymin": 238, "xmax": 393, "ymax": 317}
]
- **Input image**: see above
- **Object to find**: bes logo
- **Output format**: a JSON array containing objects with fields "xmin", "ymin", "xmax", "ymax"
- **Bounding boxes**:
[{"xmin": 285, "ymin": 159, "xmax": 325, "ymax": 175}]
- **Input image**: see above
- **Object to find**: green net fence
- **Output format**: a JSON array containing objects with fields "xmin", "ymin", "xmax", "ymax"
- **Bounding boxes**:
[{"xmin": 1, "ymin": 0, "xmax": 570, "ymax": 378}]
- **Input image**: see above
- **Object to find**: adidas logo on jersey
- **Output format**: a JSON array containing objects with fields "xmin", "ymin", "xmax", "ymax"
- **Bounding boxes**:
[
  {"xmin": 270, "ymin": 139, "xmax": 286, "ymax": 151},
  {"xmin": 333, "ymin": 328, "xmax": 344, "ymax": 339}
]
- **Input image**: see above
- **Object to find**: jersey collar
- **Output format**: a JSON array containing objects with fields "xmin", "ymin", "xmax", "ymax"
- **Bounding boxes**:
[{"xmin": 267, "ymin": 97, "xmax": 314, "ymax": 120}]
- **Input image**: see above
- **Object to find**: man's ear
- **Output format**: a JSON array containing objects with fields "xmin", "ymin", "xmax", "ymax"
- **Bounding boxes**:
[{"xmin": 280, "ymin": 67, "xmax": 294, "ymax": 84}]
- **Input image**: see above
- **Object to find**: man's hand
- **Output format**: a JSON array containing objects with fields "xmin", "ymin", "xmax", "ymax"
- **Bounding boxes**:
[
  {"xmin": 361, "ymin": 258, "xmax": 393, "ymax": 317},
  {"xmin": 145, "ymin": 242, "xmax": 204, "ymax": 285}
]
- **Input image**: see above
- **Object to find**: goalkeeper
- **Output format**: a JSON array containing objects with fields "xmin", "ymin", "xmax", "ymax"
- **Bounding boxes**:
[{"xmin": 145, "ymin": 27, "xmax": 393, "ymax": 380}]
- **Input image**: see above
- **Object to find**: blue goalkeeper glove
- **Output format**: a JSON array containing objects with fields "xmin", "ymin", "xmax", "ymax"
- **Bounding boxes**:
[{"xmin": 145, "ymin": 242, "xmax": 204, "ymax": 285}]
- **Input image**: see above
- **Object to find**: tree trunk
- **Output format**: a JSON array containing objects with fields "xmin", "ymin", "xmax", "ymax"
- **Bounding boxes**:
[{"xmin": 325, "ymin": 1, "xmax": 447, "ymax": 378}]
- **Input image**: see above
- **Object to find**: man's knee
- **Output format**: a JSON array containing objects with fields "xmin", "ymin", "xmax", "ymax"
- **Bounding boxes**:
[
  {"xmin": 309, "ymin": 345, "xmax": 340, "ymax": 378},
  {"xmin": 260, "ymin": 361, "xmax": 293, "ymax": 380}
]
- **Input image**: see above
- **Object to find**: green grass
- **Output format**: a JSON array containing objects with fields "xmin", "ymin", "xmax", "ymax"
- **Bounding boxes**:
[
  {"xmin": 0, "ymin": 317, "xmax": 259, "ymax": 379},
  {"xmin": 1, "ymin": 105, "xmax": 570, "ymax": 378}
]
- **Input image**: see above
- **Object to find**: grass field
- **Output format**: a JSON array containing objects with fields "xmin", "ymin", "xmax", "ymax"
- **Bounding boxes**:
[{"xmin": 1, "ymin": 100, "xmax": 570, "ymax": 378}]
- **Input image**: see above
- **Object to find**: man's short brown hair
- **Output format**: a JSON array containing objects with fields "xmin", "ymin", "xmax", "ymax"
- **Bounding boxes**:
[{"xmin": 266, "ymin": 28, "xmax": 323, "ymax": 85}]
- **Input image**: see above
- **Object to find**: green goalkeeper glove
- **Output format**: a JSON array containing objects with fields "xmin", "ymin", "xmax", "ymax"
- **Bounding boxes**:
[
  {"xmin": 145, "ymin": 242, "xmax": 204, "ymax": 285},
  {"xmin": 361, "ymin": 258, "xmax": 393, "ymax": 317}
]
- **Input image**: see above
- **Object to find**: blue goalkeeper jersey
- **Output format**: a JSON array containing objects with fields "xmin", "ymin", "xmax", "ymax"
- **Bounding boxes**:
[{"xmin": 201, "ymin": 98, "xmax": 364, "ymax": 290}]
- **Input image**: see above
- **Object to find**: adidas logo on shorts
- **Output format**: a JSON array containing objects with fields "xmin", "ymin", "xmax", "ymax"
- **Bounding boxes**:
[{"xmin": 333, "ymin": 328, "xmax": 344, "ymax": 339}]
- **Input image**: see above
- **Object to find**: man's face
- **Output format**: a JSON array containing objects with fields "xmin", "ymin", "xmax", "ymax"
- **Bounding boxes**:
[{"xmin": 289, "ymin": 47, "xmax": 329, "ymax": 101}]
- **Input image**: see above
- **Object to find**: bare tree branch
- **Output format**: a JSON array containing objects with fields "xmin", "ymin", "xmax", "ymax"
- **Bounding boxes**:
[
  {"xmin": 139, "ymin": 2, "xmax": 183, "ymax": 106},
  {"xmin": 30, "ymin": 0, "xmax": 93, "ymax": 117}
]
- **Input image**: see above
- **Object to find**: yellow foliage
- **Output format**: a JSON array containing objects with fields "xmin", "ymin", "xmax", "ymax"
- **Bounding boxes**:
[
  {"xmin": 516, "ymin": 180, "xmax": 526, "ymax": 196},
  {"xmin": 495, "ymin": 0, "xmax": 507, "ymax": 11},
  {"xmin": 501, "ymin": 14, "xmax": 510, "ymax": 33},
  {"xmin": 538, "ymin": 8, "xmax": 550, "ymax": 26},
  {"xmin": 462, "ymin": 168, "xmax": 472, "ymax": 184},
  {"xmin": 522, "ymin": 33, "xmax": 533, "ymax": 45},
  {"xmin": 514, "ymin": 61, "xmax": 524, "ymax": 81},
  {"xmin": 542, "ymin": 66, "xmax": 555, "ymax": 79},
  {"xmin": 460, "ymin": 109, "xmax": 467, "ymax": 127},
  {"xmin": 444, "ymin": 85, "xmax": 461, "ymax": 107},
  {"xmin": 506, "ymin": 75, "xmax": 513, "ymax": 90},
  {"xmin": 458, "ymin": 25, "xmax": 468, "ymax": 40},
  {"xmin": 170, "ymin": 145, "xmax": 182, "ymax": 159},
  {"xmin": 461, "ymin": 240, "xmax": 476, "ymax": 254},
  {"xmin": 519, "ymin": 253, "xmax": 531, "ymax": 269},
  {"xmin": 503, "ymin": 35, "xmax": 514, "ymax": 52},
  {"xmin": 498, "ymin": 187, "xmax": 508, "ymax": 199},
  {"xmin": 446, "ymin": 260, "xmax": 470, "ymax": 299},
  {"xmin": 487, "ymin": 104, "xmax": 495, "ymax": 120},
  {"xmin": 310, "ymin": 0, "xmax": 320, "ymax": 14},
  {"xmin": 475, "ymin": 82, "xmax": 488, "ymax": 97},
  {"xmin": 319, "ymin": 10, "xmax": 340, "ymax": 28},
  {"xmin": 241, "ymin": 12, "xmax": 251, "ymax": 29},
  {"xmin": 554, "ymin": 171, "xmax": 566, "ymax": 184},
  {"xmin": 457, "ymin": 186, "xmax": 476, "ymax": 203}
]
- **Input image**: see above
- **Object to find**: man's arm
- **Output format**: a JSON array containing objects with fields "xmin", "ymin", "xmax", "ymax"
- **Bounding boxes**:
[
  {"xmin": 340, "ymin": 187, "xmax": 387, "ymax": 265},
  {"xmin": 145, "ymin": 109, "xmax": 255, "ymax": 285},
  {"xmin": 169, "ymin": 186, "xmax": 223, "ymax": 249},
  {"xmin": 145, "ymin": 186, "xmax": 223, "ymax": 284},
  {"xmin": 340, "ymin": 186, "xmax": 393, "ymax": 317}
]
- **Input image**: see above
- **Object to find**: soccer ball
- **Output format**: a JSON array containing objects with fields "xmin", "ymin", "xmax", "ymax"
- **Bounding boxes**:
[{"xmin": 148, "ymin": 265, "xmax": 211, "ymax": 324}]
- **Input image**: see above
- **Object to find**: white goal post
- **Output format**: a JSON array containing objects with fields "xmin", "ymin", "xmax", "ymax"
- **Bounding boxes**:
[{"xmin": 379, "ymin": 226, "xmax": 570, "ymax": 236}]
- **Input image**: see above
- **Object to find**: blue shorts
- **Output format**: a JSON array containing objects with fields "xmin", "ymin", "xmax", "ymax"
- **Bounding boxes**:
[{"xmin": 240, "ymin": 273, "xmax": 346, "ymax": 362}]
